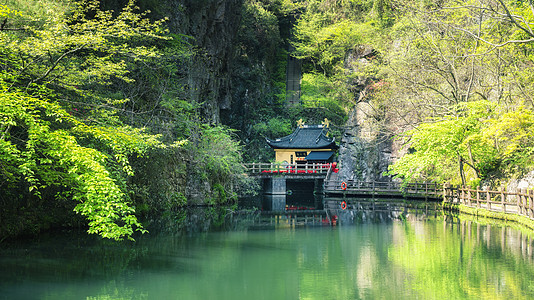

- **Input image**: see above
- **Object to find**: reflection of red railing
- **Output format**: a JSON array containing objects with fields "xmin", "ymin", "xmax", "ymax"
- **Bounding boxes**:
[
  {"xmin": 245, "ymin": 162, "xmax": 338, "ymax": 175},
  {"xmin": 285, "ymin": 205, "xmax": 315, "ymax": 211}
]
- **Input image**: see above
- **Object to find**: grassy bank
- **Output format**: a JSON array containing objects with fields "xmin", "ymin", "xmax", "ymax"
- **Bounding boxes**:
[{"xmin": 443, "ymin": 202, "xmax": 534, "ymax": 232}]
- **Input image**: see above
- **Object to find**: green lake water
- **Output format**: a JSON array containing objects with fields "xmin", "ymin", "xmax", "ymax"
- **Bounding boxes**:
[{"xmin": 1, "ymin": 210, "xmax": 534, "ymax": 300}]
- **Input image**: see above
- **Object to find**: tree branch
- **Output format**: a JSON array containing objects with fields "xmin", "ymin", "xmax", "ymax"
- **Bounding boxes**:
[
  {"xmin": 448, "ymin": 24, "xmax": 534, "ymax": 48},
  {"xmin": 31, "ymin": 46, "xmax": 87, "ymax": 85},
  {"xmin": 496, "ymin": 0, "xmax": 534, "ymax": 37},
  {"xmin": 0, "ymin": 124, "xmax": 11, "ymax": 141},
  {"xmin": 390, "ymin": 65, "xmax": 454, "ymax": 104}
]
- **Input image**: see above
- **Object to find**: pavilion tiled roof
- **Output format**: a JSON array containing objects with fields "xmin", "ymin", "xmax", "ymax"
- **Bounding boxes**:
[{"xmin": 265, "ymin": 125, "xmax": 337, "ymax": 149}]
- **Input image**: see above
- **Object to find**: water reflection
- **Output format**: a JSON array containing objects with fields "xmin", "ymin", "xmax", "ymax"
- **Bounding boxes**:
[
  {"xmin": 390, "ymin": 216, "xmax": 534, "ymax": 299},
  {"xmin": 0, "ymin": 210, "xmax": 534, "ymax": 299}
]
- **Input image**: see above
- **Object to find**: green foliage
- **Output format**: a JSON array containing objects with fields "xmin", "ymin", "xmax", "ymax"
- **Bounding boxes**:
[
  {"xmin": 253, "ymin": 118, "xmax": 292, "ymax": 139},
  {"xmin": 1, "ymin": 0, "xmax": 170, "ymax": 94},
  {"xmin": 212, "ymin": 184, "xmax": 227, "ymax": 204},
  {"xmin": 240, "ymin": 0, "xmax": 281, "ymax": 61},
  {"xmin": 300, "ymin": 73, "xmax": 347, "ymax": 120},
  {"xmin": 482, "ymin": 106, "xmax": 534, "ymax": 175},
  {"xmin": 185, "ymin": 125, "xmax": 245, "ymax": 203},
  {"xmin": 371, "ymin": 0, "xmax": 394, "ymax": 28},
  {"xmin": 0, "ymin": 89, "xmax": 161, "ymax": 240},
  {"xmin": 291, "ymin": 0, "xmax": 534, "ymax": 184},
  {"xmin": 289, "ymin": 0, "xmax": 383, "ymax": 130},
  {"xmin": 0, "ymin": 0, "xmax": 192, "ymax": 240},
  {"xmin": 170, "ymin": 192, "xmax": 188, "ymax": 208},
  {"xmin": 389, "ymin": 101, "xmax": 534, "ymax": 185},
  {"xmin": 225, "ymin": 0, "xmax": 298, "ymax": 162},
  {"xmin": 293, "ymin": 19, "xmax": 365, "ymax": 74}
]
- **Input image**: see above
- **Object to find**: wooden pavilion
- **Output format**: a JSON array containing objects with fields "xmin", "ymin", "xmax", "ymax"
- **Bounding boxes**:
[{"xmin": 265, "ymin": 123, "xmax": 337, "ymax": 164}]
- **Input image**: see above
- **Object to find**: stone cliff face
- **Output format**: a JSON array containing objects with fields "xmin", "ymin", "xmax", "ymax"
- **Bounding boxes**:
[
  {"xmin": 143, "ymin": 0, "xmax": 244, "ymax": 124},
  {"xmin": 120, "ymin": 0, "xmax": 246, "ymax": 203},
  {"xmin": 338, "ymin": 107, "xmax": 394, "ymax": 182},
  {"xmin": 337, "ymin": 46, "xmax": 397, "ymax": 182},
  {"xmin": 115, "ymin": 1, "xmax": 398, "ymax": 184}
]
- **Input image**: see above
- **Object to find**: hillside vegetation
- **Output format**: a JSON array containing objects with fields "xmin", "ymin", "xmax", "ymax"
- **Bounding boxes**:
[
  {"xmin": 2, "ymin": 0, "xmax": 534, "ymax": 240},
  {"xmin": 0, "ymin": 0, "xmax": 248, "ymax": 240},
  {"xmin": 289, "ymin": 0, "xmax": 534, "ymax": 187}
]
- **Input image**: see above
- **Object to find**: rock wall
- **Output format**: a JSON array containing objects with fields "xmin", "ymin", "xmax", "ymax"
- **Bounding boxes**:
[
  {"xmin": 338, "ymin": 104, "xmax": 394, "ymax": 182},
  {"xmin": 140, "ymin": 0, "xmax": 244, "ymax": 124},
  {"xmin": 337, "ymin": 46, "xmax": 397, "ymax": 182},
  {"xmin": 125, "ymin": 0, "xmax": 245, "ymax": 204},
  {"xmin": 506, "ymin": 171, "xmax": 534, "ymax": 191}
]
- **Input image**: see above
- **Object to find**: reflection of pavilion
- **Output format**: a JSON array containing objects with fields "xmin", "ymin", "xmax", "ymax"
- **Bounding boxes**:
[{"xmin": 266, "ymin": 124, "xmax": 338, "ymax": 165}]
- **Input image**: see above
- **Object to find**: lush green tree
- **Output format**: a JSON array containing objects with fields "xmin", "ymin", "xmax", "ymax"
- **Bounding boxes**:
[
  {"xmin": 388, "ymin": 101, "xmax": 494, "ymax": 185},
  {"xmin": 290, "ymin": 0, "xmax": 534, "ymax": 184},
  {"xmin": 0, "ymin": 88, "xmax": 164, "ymax": 240},
  {"xmin": 0, "ymin": 0, "xmax": 187, "ymax": 240},
  {"xmin": 186, "ymin": 125, "xmax": 246, "ymax": 203},
  {"xmin": 384, "ymin": 0, "xmax": 534, "ymax": 184},
  {"xmin": 388, "ymin": 101, "xmax": 534, "ymax": 185}
]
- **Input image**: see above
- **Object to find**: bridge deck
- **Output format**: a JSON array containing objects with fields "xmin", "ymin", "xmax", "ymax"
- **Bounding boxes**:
[
  {"xmin": 245, "ymin": 162, "xmax": 332, "ymax": 178},
  {"xmin": 245, "ymin": 163, "xmax": 443, "ymax": 198},
  {"xmin": 325, "ymin": 180, "xmax": 442, "ymax": 199}
]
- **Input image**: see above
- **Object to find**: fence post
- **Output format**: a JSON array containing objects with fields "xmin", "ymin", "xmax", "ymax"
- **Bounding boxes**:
[
  {"xmin": 524, "ymin": 188, "xmax": 528, "ymax": 216},
  {"xmin": 525, "ymin": 189, "xmax": 529, "ymax": 216},
  {"xmin": 500, "ymin": 186, "xmax": 506, "ymax": 213},
  {"xmin": 486, "ymin": 190, "xmax": 491, "ymax": 210},
  {"xmin": 476, "ymin": 189, "xmax": 481, "ymax": 208},
  {"xmin": 519, "ymin": 189, "xmax": 526, "ymax": 215},
  {"xmin": 526, "ymin": 189, "xmax": 531, "ymax": 217},
  {"xmin": 529, "ymin": 190, "xmax": 532, "ymax": 217},
  {"xmin": 530, "ymin": 190, "xmax": 534, "ymax": 218},
  {"xmin": 518, "ymin": 189, "xmax": 524, "ymax": 215},
  {"xmin": 467, "ymin": 187, "xmax": 471, "ymax": 206},
  {"xmin": 523, "ymin": 188, "xmax": 527, "ymax": 215}
]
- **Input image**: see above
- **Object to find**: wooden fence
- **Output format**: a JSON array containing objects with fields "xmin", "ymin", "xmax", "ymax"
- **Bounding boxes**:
[{"xmin": 443, "ymin": 184, "xmax": 534, "ymax": 217}]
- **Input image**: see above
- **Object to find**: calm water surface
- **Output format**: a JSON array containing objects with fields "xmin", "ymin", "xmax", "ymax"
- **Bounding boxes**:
[{"xmin": 1, "ymin": 211, "xmax": 534, "ymax": 299}]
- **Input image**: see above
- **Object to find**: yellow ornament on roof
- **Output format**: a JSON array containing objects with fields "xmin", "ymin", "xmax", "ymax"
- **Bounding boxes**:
[{"xmin": 297, "ymin": 118, "xmax": 305, "ymax": 128}]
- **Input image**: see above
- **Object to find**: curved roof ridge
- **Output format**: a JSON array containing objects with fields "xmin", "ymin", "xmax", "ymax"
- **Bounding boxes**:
[
  {"xmin": 265, "ymin": 124, "xmax": 337, "ymax": 149},
  {"xmin": 314, "ymin": 126, "xmax": 329, "ymax": 143}
]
